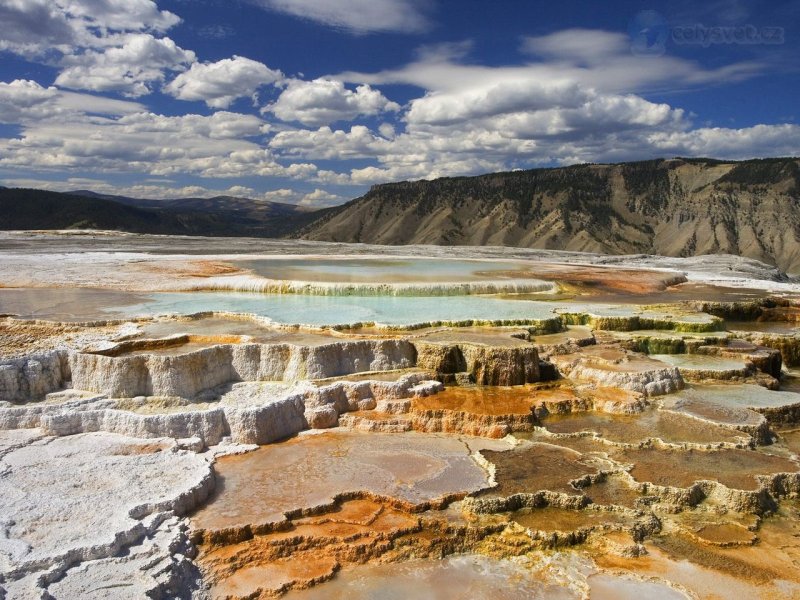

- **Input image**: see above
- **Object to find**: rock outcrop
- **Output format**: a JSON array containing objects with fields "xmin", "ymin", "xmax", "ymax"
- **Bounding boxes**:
[
  {"xmin": 0, "ymin": 351, "xmax": 70, "ymax": 403},
  {"xmin": 551, "ymin": 347, "xmax": 684, "ymax": 396},
  {"xmin": 734, "ymin": 332, "xmax": 800, "ymax": 368},
  {"xmin": 415, "ymin": 342, "xmax": 540, "ymax": 385}
]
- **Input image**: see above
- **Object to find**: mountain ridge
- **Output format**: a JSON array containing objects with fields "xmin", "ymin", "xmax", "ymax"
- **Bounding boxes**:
[
  {"xmin": 68, "ymin": 190, "xmax": 312, "ymax": 215},
  {"xmin": 295, "ymin": 157, "xmax": 800, "ymax": 274},
  {"xmin": 0, "ymin": 188, "xmax": 318, "ymax": 237}
]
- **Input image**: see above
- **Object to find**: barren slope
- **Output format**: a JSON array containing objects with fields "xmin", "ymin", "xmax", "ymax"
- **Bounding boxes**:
[{"xmin": 297, "ymin": 158, "xmax": 800, "ymax": 274}]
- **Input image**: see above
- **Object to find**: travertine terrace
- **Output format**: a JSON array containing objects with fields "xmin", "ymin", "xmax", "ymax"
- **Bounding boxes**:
[{"xmin": 3, "ymin": 231, "xmax": 800, "ymax": 598}]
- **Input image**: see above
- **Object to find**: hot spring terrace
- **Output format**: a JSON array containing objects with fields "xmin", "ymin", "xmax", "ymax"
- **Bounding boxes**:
[{"xmin": 3, "ymin": 232, "xmax": 800, "ymax": 599}]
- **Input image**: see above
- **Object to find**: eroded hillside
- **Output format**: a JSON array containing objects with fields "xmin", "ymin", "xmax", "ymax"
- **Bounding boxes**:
[{"xmin": 297, "ymin": 158, "xmax": 800, "ymax": 273}]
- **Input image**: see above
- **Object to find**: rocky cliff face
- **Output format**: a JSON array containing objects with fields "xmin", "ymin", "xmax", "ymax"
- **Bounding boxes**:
[
  {"xmin": 296, "ymin": 157, "xmax": 800, "ymax": 274},
  {"xmin": 0, "ymin": 351, "xmax": 71, "ymax": 402}
]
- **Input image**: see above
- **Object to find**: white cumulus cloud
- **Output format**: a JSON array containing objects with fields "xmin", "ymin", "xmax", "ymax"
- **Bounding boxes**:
[
  {"xmin": 259, "ymin": 187, "xmax": 346, "ymax": 208},
  {"xmin": 56, "ymin": 0, "xmax": 180, "ymax": 34},
  {"xmin": 0, "ymin": 80, "xmax": 61, "ymax": 123},
  {"xmin": 0, "ymin": 109, "xmax": 320, "ymax": 181},
  {"xmin": 295, "ymin": 188, "xmax": 345, "ymax": 208},
  {"xmin": 0, "ymin": 0, "xmax": 74, "ymax": 56},
  {"xmin": 647, "ymin": 124, "xmax": 800, "ymax": 159},
  {"xmin": 0, "ymin": 0, "xmax": 190, "ymax": 98},
  {"xmin": 268, "ymin": 79, "xmax": 399, "ymax": 127},
  {"xmin": 165, "ymin": 56, "xmax": 283, "ymax": 108},
  {"xmin": 0, "ymin": 0, "xmax": 180, "ymax": 57},
  {"xmin": 0, "ymin": 79, "xmax": 146, "ymax": 123},
  {"xmin": 55, "ymin": 34, "xmax": 195, "ymax": 97}
]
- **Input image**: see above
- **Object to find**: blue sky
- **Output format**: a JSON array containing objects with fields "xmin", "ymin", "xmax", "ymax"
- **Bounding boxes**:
[{"xmin": 0, "ymin": 0, "xmax": 797, "ymax": 207}]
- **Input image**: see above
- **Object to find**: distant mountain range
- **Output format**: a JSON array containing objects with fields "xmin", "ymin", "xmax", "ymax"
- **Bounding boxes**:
[
  {"xmin": 69, "ymin": 190, "xmax": 310, "ymax": 217},
  {"xmin": 2, "ymin": 156, "xmax": 800, "ymax": 273},
  {"xmin": 0, "ymin": 188, "xmax": 317, "ymax": 237}
]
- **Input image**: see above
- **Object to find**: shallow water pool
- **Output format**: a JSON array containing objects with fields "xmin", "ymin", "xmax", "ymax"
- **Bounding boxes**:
[
  {"xmin": 119, "ymin": 291, "xmax": 561, "ymax": 327},
  {"xmin": 235, "ymin": 257, "xmax": 541, "ymax": 284}
]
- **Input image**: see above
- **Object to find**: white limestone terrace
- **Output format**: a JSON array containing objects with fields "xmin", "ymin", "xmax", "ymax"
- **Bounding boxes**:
[
  {"xmin": 0, "ymin": 430, "xmax": 215, "ymax": 599},
  {"xmin": 0, "ymin": 231, "xmax": 792, "ymax": 333},
  {"xmin": 0, "ymin": 371, "xmax": 445, "ymax": 598},
  {"xmin": 0, "ymin": 351, "xmax": 445, "ymax": 443},
  {"xmin": 1, "ymin": 230, "xmax": 798, "ymax": 292},
  {"xmin": 0, "ymin": 248, "xmax": 559, "ymax": 296}
]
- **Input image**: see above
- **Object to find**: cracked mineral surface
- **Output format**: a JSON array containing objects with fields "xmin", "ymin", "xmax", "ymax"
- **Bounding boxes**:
[{"xmin": 3, "ymin": 233, "xmax": 800, "ymax": 598}]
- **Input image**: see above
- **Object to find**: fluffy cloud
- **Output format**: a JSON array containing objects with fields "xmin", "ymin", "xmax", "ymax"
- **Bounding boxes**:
[
  {"xmin": 115, "ymin": 111, "xmax": 265, "ymax": 139},
  {"xmin": 0, "ymin": 0, "xmax": 74, "ymax": 56},
  {"xmin": 273, "ymin": 29, "xmax": 782, "ymax": 184},
  {"xmin": 165, "ymin": 56, "xmax": 282, "ymax": 108},
  {"xmin": 262, "ymin": 187, "xmax": 345, "ymax": 208},
  {"xmin": 262, "ymin": 188, "xmax": 298, "ymax": 202},
  {"xmin": 250, "ymin": 0, "xmax": 430, "ymax": 34},
  {"xmin": 1, "ymin": 13, "xmax": 796, "ymax": 203},
  {"xmin": 267, "ymin": 101, "xmax": 795, "ymax": 186},
  {"xmin": 647, "ymin": 124, "xmax": 800, "ymax": 159},
  {"xmin": 0, "ymin": 0, "xmax": 196, "ymax": 98},
  {"xmin": 405, "ymin": 80, "xmax": 589, "ymax": 127},
  {"xmin": 0, "ymin": 79, "xmax": 145, "ymax": 123},
  {"xmin": 268, "ymin": 79, "xmax": 399, "ymax": 126},
  {"xmin": 0, "ymin": 109, "xmax": 318, "ymax": 180},
  {"xmin": 1, "ymin": 2, "xmax": 282, "ymax": 104},
  {"xmin": 55, "ymin": 34, "xmax": 195, "ymax": 96},
  {"xmin": 271, "ymin": 125, "xmax": 390, "ymax": 159},
  {"xmin": 0, "ymin": 80, "xmax": 61, "ymax": 124},
  {"xmin": 56, "ymin": 0, "xmax": 180, "ymax": 34},
  {"xmin": 295, "ymin": 188, "xmax": 345, "ymax": 208},
  {"xmin": 0, "ymin": 0, "xmax": 180, "ymax": 57},
  {"xmin": 0, "ymin": 0, "xmax": 194, "ymax": 98}
]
